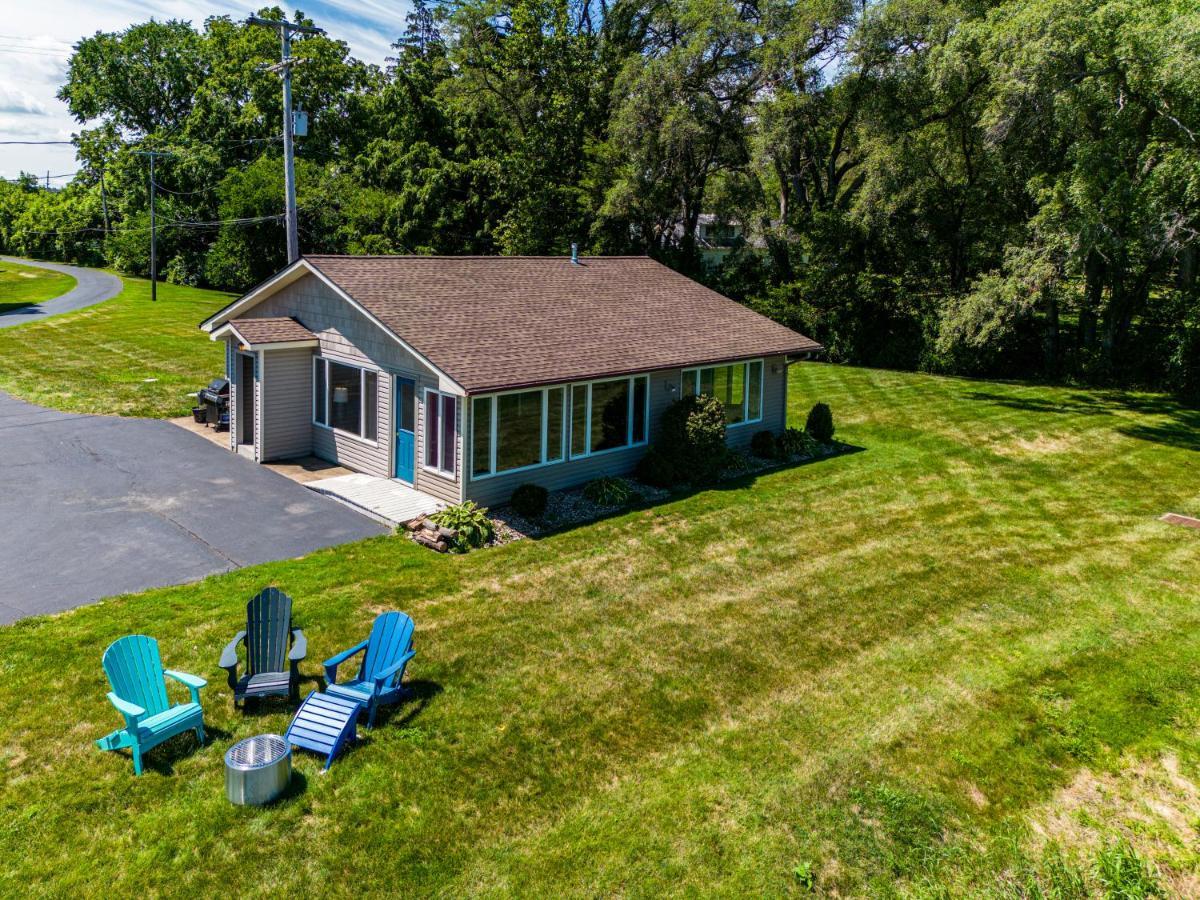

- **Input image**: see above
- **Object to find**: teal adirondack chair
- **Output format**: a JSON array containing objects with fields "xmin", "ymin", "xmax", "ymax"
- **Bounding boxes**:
[
  {"xmin": 95, "ymin": 635, "xmax": 207, "ymax": 776},
  {"xmin": 324, "ymin": 611, "xmax": 416, "ymax": 728}
]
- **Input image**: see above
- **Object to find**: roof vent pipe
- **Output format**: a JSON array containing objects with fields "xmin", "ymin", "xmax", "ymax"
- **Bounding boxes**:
[{"xmin": 571, "ymin": 242, "xmax": 579, "ymax": 265}]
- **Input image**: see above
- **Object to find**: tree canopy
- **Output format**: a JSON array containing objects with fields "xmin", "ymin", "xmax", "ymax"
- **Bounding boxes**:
[{"xmin": 2, "ymin": 0, "xmax": 1197, "ymax": 397}]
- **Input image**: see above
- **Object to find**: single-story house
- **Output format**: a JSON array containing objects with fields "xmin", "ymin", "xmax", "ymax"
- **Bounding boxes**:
[{"xmin": 199, "ymin": 254, "xmax": 822, "ymax": 508}]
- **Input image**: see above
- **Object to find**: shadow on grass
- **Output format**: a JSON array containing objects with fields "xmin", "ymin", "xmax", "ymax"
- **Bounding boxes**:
[
  {"xmin": 372, "ymin": 679, "xmax": 443, "ymax": 731},
  {"xmin": 136, "ymin": 722, "xmax": 234, "ymax": 776},
  {"xmin": 964, "ymin": 389, "xmax": 1200, "ymax": 452},
  {"xmin": 502, "ymin": 443, "xmax": 865, "ymax": 542}
]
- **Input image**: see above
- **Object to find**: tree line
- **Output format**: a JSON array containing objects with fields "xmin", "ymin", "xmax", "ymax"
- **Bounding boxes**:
[{"xmin": 1, "ymin": 0, "xmax": 1197, "ymax": 399}]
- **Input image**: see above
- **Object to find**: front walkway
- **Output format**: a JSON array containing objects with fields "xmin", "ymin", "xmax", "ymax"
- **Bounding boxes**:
[
  {"xmin": 170, "ymin": 416, "xmax": 444, "ymax": 526},
  {"xmin": 306, "ymin": 473, "xmax": 444, "ymax": 526}
]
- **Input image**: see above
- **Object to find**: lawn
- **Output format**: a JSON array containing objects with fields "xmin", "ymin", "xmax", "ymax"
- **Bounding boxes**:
[
  {"xmin": 0, "ymin": 259, "xmax": 76, "ymax": 313},
  {"xmin": 1, "ymin": 329, "xmax": 1198, "ymax": 895},
  {"xmin": 0, "ymin": 274, "xmax": 230, "ymax": 417}
]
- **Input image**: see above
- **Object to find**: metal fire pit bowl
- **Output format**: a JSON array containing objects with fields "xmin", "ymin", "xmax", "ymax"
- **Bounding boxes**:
[{"xmin": 225, "ymin": 734, "xmax": 292, "ymax": 806}]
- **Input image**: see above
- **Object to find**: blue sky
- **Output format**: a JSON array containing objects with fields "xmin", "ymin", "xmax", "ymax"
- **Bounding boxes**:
[{"xmin": 0, "ymin": 2, "xmax": 411, "ymax": 179}]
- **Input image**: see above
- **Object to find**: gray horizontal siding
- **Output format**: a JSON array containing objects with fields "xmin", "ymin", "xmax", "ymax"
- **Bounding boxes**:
[{"xmin": 260, "ymin": 347, "xmax": 314, "ymax": 461}]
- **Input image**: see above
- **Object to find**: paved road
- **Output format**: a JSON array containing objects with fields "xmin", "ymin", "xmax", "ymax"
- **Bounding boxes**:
[
  {"xmin": 0, "ymin": 256, "xmax": 123, "ymax": 328},
  {"xmin": 0, "ymin": 392, "xmax": 388, "ymax": 622}
]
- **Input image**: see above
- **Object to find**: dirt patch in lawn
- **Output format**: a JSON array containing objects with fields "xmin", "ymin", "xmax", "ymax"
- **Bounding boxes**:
[
  {"xmin": 1024, "ymin": 750, "xmax": 1200, "ymax": 895},
  {"xmin": 990, "ymin": 432, "xmax": 1083, "ymax": 458}
]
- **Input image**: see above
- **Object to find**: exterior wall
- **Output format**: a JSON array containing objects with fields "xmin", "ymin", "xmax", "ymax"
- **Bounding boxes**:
[
  {"xmin": 242, "ymin": 274, "xmax": 463, "ymax": 500},
  {"xmin": 260, "ymin": 347, "xmax": 314, "ymax": 461},
  {"xmin": 464, "ymin": 356, "xmax": 789, "ymax": 508}
]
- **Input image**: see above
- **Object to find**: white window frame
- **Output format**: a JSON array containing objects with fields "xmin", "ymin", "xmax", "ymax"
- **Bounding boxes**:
[
  {"xmin": 312, "ymin": 355, "xmax": 379, "ymax": 446},
  {"xmin": 567, "ymin": 373, "xmax": 651, "ymax": 462},
  {"xmin": 470, "ymin": 385, "xmax": 567, "ymax": 481},
  {"xmin": 682, "ymin": 359, "xmax": 764, "ymax": 427},
  {"xmin": 423, "ymin": 388, "xmax": 458, "ymax": 478}
]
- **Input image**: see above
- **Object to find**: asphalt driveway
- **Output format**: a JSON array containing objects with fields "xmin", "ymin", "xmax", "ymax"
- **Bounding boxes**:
[
  {"xmin": 0, "ymin": 256, "xmax": 123, "ymax": 328},
  {"xmin": 0, "ymin": 392, "xmax": 387, "ymax": 622}
]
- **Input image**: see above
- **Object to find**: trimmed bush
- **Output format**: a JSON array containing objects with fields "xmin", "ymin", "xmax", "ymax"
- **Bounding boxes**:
[
  {"xmin": 510, "ymin": 483, "xmax": 548, "ymax": 519},
  {"xmin": 805, "ymin": 402, "xmax": 835, "ymax": 443},
  {"xmin": 430, "ymin": 501, "xmax": 494, "ymax": 551},
  {"xmin": 778, "ymin": 427, "xmax": 820, "ymax": 458},
  {"xmin": 655, "ymin": 394, "xmax": 729, "ymax": 485},
  {"xmin": 750, "ymin": 430, "xmax": 778, "ymax": 459},
  {"xmin": 582, "ymin": 475, "xmax": 632, "ymax": 507}
]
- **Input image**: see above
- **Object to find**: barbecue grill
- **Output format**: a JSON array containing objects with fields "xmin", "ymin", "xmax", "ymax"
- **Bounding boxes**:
[{"xmin": 195, "ymin": 376, "xmax": 230, "ymax": 429}]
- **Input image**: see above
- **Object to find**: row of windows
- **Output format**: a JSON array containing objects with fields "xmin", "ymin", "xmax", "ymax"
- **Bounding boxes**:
[
  {"xmin": 470, "ymin": 375, "xmax": 650, "ymax": 480},
  {"xmin": 312, "ymin": 358, "xmax": 764, "ymax": 482}
]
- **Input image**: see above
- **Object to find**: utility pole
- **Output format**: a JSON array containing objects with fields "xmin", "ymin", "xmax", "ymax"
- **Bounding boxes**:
[
  {"xmin": 248, "ymin": 15, "xmax": 322, "ymax": 264},
  {"xmin": 99, "ymin": 165, "xmax": 110, "ymax": 235},
  {"xmin": 135, "ymin": 150, "xmax": 173, "ymax": 302}
]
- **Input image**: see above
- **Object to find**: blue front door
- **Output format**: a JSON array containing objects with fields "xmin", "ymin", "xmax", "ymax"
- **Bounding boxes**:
[{"xmin": 394, "ymin": 376, "xmax": 416, "ymax": 483}]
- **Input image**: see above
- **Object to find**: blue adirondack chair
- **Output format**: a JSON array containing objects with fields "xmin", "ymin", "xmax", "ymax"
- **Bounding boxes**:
[
  {"xmin": 95, "ymin": 635, "xmax": 207, "ymax": 776},
  {"xmin": 323, "ymin": 611, "xmax": 416, "ymax": 728},
  {"xmin": 219, "ymin": 587, "xmax": 307, "ymax": 708}
]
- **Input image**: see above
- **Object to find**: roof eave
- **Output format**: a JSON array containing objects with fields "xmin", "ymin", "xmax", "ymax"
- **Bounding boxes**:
[{"xmin": 460, "ymin": 344, "xmax": 825, "ymax": 395}]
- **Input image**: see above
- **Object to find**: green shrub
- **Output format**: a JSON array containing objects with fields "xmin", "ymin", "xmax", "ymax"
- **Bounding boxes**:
[
  {"xmin": 582, "ymin": 475, "xmax": 632, "ymax": 507},
  {"xmin": 750, "ymin": 430, "xmax": 778, "ymax": 459},
  {"xmin": 510, "ymin": 483, "xmax": 548, "ymax": 519},
  {"xmin": 778, "ymin": 427, "xmax": 820, "ymax": 458},
  {"xmin": 805, "ymin": 402, "xmax": 835, "ymax": 443},
  {"xmin": 635, "ymin": 445, "xmax": 677, "ymax": 487},
  {"xmin": 654, "ymin": 394, "xmax": 729, "ymax": 485},
  {"xmin": 430, "ymin": 501, "xmax": 494, "ymax": 551}
]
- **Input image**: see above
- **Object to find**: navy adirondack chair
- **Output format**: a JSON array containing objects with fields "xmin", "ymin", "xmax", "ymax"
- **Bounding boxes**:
[
  {"xmin": 323, "ymin": 611, "xmax": 416, "ymax": 728},
  {"xmin": 95, "ymin": 635, "xmax": 207, "ymax": 776},
  {"xmin": 220, "ymin": 587, "xmax": 307, "ymax": 707}
]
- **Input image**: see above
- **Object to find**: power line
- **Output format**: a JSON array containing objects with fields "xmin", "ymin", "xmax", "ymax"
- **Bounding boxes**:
[
  {"xmin": 151, "ymin": 180, "xmax": 218, "ymax": 197},
  {"xmin": 13, "ymin": 212, "xmax": 289, "ymax": 236}
]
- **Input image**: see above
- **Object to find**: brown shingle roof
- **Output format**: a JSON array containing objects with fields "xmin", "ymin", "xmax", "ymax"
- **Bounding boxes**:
[
  {"xmin": 303, "ymin": 255, "xmax": 821, "ymax": 394},
  {"xmin": 229, "ymin": 316, "xmax": 317, "ymax": 346}
]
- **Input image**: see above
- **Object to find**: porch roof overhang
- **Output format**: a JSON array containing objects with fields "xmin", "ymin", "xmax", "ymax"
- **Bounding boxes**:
[{"xmin": 211, "ymin": 316, "xmax": 319, "ymax": 351}]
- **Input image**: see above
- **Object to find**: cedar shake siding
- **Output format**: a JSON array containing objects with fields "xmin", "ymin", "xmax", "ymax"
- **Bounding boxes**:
[{"xmin": 234, "ymin": 273, "xmax": 463, "ymax": 498}]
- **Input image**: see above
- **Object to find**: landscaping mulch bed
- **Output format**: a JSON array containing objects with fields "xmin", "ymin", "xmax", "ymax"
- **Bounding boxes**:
[
  {"xmin": 492, "ymin": 477, "xmax": 671, "ymax": 541},
  {"xmin": 488, "ymin": 442, "xmax": 844, "ymax": 543}
]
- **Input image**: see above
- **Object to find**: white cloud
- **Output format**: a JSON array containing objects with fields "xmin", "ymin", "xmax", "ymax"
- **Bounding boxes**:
[
  {"xmin": 0, "ymin": 87, "xmax": 49, "ymax": 116},
  {"xmin": 0, "ymin": 1, "xmax": 410, "ymax": 177}
]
